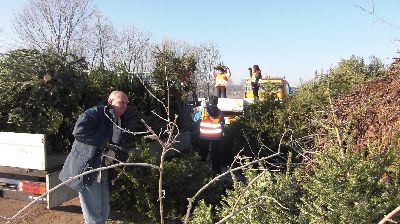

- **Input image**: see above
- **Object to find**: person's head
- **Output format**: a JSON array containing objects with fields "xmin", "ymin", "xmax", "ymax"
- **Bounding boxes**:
[
  {"xmin": 208, "ymin": 95, "xmax": 218, "ymax": 106},
  {"xmin": 252, "ymin": 65, "xmax": 260, "ymax": 72},
  {"xmin": 107, "ymin": 90, "xmax": 128, "ymax": 118},
  {"xmin": 214, "ymin": 67, "xmax": 222, "ymax": 74},
  {"xmin": 215, "ymin": 65, "xmax": 226, "ymax": 73},
  {"xmin": 207, "ymin": 95, "xmax": 220, "ymax": 116}
]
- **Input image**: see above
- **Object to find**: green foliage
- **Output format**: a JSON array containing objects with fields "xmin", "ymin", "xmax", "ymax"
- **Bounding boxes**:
[
  {"xmin": 190, "ymin": 145, "xmax": 400, "ymax": 224},
  {"xmin": 190, "ymin": 200, "xmax": 213, "ymax": 224},
  {"xmin": 1, "ymin": 46, "xmax": 396, "ymax": 224},
  {"xmin": 218, "ymin": 168, "xmax": 300, "ymax": 223},
  {"xmin": 197, "ymin": 54, "xmax": 393, "ymax": 223},
  {"xmin": 83, "ymin": 68, "xmax": 119, "ymax": 106},
  {"xmin": 110, "ymin": 148, "xmax": 216, "ymax": 222},
  {"xmin": 366, "ymin": 55, "xmax": 386, "ymax": 79},
  {"xmin": 224, "ymin": 56, "xmax": 387, "ymax": 163},
  {"xmin": 84, "ymin": 65, "xmax": 152, "ymax": 107},
  {"xmin": 226, "ymin": 96, "xmax": 286, "ymax": 157},
  {"xmin": 240, "ymin": 96, "xmax": 285, "ymax": 137},
  {"xmin": 282, "ymin": 84, "xmax": 316, "ymax": 136},
  {"xmin": 299, "ymin": 146, "xmax": 400, "ymax": 223},
  {"xmin": 151, "ymin": 48, "xmax": 196, "ymax": 99},
  {"xmin": 275, "ymin": 55, "xmax": 386, "ymax": 153},
  {"xmin": 78, "ymin": 52, "xmax": 400, "ymax": 224},
  {"xmin": 191, "ymin": 162, "xmax": 301, "ymax": 224},
  {"xmin": 324, "ymin": 55, "xmax": 385, "ymax": 98},
  {"xmin": 0, "ymin": 49, "xmax": 87, "ymax": 153}
]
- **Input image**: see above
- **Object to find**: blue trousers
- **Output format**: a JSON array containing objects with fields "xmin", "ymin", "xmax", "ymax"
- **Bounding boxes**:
[{"xmin": 79, "ymin": 171, "xmax": 110, "ymax": 224}]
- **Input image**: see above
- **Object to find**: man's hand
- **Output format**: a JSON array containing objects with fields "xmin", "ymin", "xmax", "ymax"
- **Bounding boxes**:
[
  {"xmin": 143, "ymin": 134, "xmax": 158, "ymax": 140},
  {"xmin": 104, "ymin": 149, "xmax": 116, "ymax": 166},
  {"xmin": 107, "ymin": 143, "xmax": 123, "ymax": 152}
]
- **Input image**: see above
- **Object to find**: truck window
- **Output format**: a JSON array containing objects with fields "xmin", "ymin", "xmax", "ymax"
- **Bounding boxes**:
[{"xmin": 285, "ymin": 83, "xmax": 291, "ymax": 95}]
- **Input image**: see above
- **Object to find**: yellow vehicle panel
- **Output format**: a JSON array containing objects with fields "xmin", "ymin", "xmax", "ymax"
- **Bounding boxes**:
[{"xmin": 244, "ymin": 78, "xmax": 291, "ymax": 100}]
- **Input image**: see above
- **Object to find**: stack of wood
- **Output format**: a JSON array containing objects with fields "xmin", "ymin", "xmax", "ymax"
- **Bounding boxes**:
[
  {"xmin": 387, "ymin": 57, "xmax": 400, "ymax": 76},
  {"xmin": 332, "ymin": 57, "xmax": 400, "ymax": 151}
]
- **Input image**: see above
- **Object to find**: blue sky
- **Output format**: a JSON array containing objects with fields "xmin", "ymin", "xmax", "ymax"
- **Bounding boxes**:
[{"xmin": 1, "ymin": 1, "xmax": 399, "ymax": 86}]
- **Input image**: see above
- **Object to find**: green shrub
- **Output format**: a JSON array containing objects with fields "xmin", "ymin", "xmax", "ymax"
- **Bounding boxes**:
[
  {"xmin": 190, "ymin": 160, "xmax": 301, "ymax": 224},
  {"xmin": 151, "ymin": 48, "xmax": 196, "ymax": 100},
  {"xmin": 226, "ymin": 96, "xmax": 288, "ymax": 160},
  {"xmin": 110, "ymin": 147, "xmax": 217, "ymax": 222},
  {"xmin": 0, "ymin": 49, "xmax": 87, "ymax": 153},
  {"xmin": 299, "ymin": 146, "xmax": 400, "ymax": 223},
  {"xmin": 190, "ymin": 200, "xmax": 213, "ymax": 224}
]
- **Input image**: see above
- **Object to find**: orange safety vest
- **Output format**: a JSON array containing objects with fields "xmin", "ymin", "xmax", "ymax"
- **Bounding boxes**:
[
  {"xmin": 251, "ymin": 72, "xmax": 261, "ymax": 84},
  {"xmin": 215, "ymin": 72, "xmax": 228, "ymax": 87},
  {"xmin": 199, "ymin": 108, "xmax": 223, "ymax": 140}
]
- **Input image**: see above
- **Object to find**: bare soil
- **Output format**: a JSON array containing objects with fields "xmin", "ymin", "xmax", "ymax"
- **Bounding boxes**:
[
  {"xmin": 0, "ymin": 197, "xmax": 84, "ymax": 224},
  {"xmin": 0, "ymin": 197, "xmax": 130, "ymax": 224}
]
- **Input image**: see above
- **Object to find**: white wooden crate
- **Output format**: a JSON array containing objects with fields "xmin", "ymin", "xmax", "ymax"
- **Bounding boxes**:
[
  {"xmin": 0, "ymin": 132, "xmax": 78, "ymax": 208},
  {"xmin": 0, "ymin": 132, "xmax": 47, "ymax": 170},
  {"xmin": 217, "ymin": 98, "xmax": 244, "ymax": 112}
]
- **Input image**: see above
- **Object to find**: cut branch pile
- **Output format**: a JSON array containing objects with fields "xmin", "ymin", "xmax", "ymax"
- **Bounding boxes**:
[{"xmin": 333, "ymin": 58, "xmax": 400, "ymax": 151}]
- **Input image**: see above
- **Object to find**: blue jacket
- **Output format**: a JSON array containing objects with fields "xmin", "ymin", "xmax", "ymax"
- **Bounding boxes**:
[{"xmin": 59, "ymin": 105, "xmax": 116, "ymax": 191}]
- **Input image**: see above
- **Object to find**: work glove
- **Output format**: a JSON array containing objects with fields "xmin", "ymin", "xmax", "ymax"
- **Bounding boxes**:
[
  {"xmin": 104, "ymin": 143, "xmax": 128, "ymax": 165},
  {"xmin": 201, "ymin": 99, "xmax": 206, "ymax": 107}
]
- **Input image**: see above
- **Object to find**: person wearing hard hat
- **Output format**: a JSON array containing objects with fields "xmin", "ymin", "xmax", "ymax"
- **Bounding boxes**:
[{"xmin": 213, "ymin": 65, "xmax": 231, "ymax": 98}]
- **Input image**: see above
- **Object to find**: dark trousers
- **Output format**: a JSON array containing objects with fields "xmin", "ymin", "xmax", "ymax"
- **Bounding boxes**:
[
  {"xmin": 198, "ymin": 139, "xmax": 221, "ymax": 172},
  {"xmin": 216, "ymin": 86, "xmax": 227, "ymax": 98},
  {"xmin": 252, "ymin": 85, "xmax": 259, "ymax": 99}
]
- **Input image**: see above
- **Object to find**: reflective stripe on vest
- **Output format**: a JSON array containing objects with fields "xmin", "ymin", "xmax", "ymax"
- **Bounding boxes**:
[
  {"xmin": 200, "ymin": 112, "xmax": 222, "ymax": 140},
  {"xmin": 251, "ymin": 72, "xmax": 259, "ymax": 84},
  {"xmin": 215, "ymin": 73, "xmax": 228, "ymax": 87}
]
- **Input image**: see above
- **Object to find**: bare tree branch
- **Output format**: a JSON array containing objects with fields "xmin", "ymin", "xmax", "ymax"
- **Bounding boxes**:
[
  {"xmin": 378, "ymin": 205, "xmax": 400, "ymax": 224},
  {"xmin": 352, "ymin": 1, "xmax": 400, "ymax": 30},
  {"xmin": 12, "ymin": 0, "xmax": 95, "ymax": 55}
]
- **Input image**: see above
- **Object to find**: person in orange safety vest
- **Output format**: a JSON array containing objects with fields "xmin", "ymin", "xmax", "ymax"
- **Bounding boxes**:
[
  {"xmin": 213, "ymin": 65, "xmax": 231, "ymax": 98},
  {"xmin": 249, "ymin": 65, "xmax": 262, "ymax": 99},
  {"xmin": 193, "ymin": 95, "xmax": 225, "ymax": 172}
]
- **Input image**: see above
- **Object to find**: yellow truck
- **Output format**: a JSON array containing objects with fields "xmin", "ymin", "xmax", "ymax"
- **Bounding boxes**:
[
  {"xmin": 243, "ymin": 77, "xmax": 292, "ymax": 100},
  {"xmin": 217, "ymin": 77, "xmax": 292, "ymax": 124}
]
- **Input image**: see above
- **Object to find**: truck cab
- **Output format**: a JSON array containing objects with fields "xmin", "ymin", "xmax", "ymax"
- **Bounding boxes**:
[{"xmin": 244, "ymin": 77, "xmax": 291, "ymax": 100}]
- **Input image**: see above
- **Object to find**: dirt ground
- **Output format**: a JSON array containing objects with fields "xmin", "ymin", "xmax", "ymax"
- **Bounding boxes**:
[
  {"xmin": 0, "ymin": 197, "xmax": 83, "ymax": 224},
  {"xmin": 0, "ymin": 197, "xmax": 130, "ymax": 224}
]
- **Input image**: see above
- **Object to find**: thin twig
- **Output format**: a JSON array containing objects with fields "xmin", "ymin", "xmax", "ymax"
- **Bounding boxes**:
[
  {"xmin": 231, "ymin": 171, "xmax": 268, "ymax": 212},
  {"xmin": 216, "ymin": 196, "xmax": 289, "ymax": 224},
  {"xmin": 184, "ymin": 152, "xmax": 281, "ymax": 224},
  {"xmin": 352, "ymin": 1, "xmax": 400, "ymax": 30}
]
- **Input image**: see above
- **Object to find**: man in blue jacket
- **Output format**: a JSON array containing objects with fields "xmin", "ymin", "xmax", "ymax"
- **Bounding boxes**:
[{"xmin": 59, "ymin": 90, "xmax": 128, "ymax": 224}]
